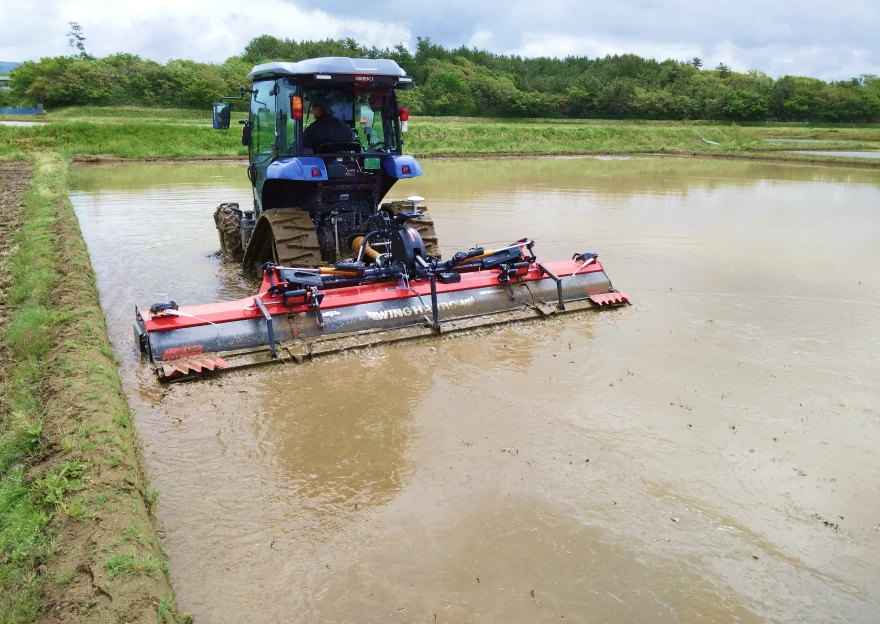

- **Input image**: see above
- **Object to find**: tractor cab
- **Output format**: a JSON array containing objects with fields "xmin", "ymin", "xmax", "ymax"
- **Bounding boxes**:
[
  {"xmin": 212, "ymin": 57, "xmax": 433, "ymax": 272},
  {"xmin": 213, "ymin": 57, "xmax": 420, "ymax": 217}
]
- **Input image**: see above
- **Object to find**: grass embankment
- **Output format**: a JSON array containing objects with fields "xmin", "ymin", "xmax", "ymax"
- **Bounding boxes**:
[
  {"xmin": 410, "ymin": 121, "xmax": 875, "ymax": 154},
  {"xmin": 0, "ymin": 122, "xmax": 247, "ymax": 160},
  {"xmin": 411, "ymin": 120, "xmax": 880, "ymax": 164},
  {"xmin": 0, "ymin": 154, "xmax": 185, "ymax": 623},
  {"xmin": 2, "ymin": 106, "xmax": 246, "ymax": 125},
  {"xmin": 13, "ymin": 106, "xmax": 880, "ymax": 130},
  {"xmin": 2, "ymin": 107, "xmax": 879, "ymax": 163}
]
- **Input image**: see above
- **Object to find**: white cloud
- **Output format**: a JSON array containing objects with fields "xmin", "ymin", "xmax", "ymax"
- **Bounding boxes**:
[
  {"xmin": 0, "ymin": 0, "xmax": 877, "ymax": 80},
  {"xmin": 467, "ymin": 30, "xmax": 494, "ymax": 50},
  {"xmin": 515, "ymin": 34, "xmax": 702, "ymax": 64},
  {"xmin": 0, "ymin": 0, "xmax": 411, "ymax": 63}
]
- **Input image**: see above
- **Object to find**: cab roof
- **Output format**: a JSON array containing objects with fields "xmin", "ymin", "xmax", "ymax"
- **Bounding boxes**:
[{"xmin": 248, "ymin": 57, "xmax": 409, "ymax": 81}]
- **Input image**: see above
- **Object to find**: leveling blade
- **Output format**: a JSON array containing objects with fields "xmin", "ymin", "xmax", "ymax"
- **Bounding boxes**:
[{"xmin": 135, "ymin": 245, "xmax": 629, "ymax": 381}]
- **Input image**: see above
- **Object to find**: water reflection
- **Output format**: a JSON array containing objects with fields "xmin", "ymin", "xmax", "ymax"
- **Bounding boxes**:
[
  {"xmin": 253, "ymin": 349, "xmax": 427, "ymax": 513},
  {"xmin": 130, "ymin": 350, "xmax": 429, "ymax": 619},
  {"xmin": 70, "ymin": 161, "xmax": 249, "ymax": 191},
  {"xmin": 397, "ymin": 156, "xmax": 880, "ymax": 201}
]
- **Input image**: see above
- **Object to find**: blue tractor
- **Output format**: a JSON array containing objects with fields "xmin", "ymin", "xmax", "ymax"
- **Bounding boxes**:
[{"xmin": 212, "ymin": 57, "xmax": 439, "ymax": 275}]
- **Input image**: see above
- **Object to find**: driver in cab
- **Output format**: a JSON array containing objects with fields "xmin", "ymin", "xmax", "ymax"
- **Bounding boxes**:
[{"xmin": 302, "ymin": 97, "xmax": 353, "ymax": 152}]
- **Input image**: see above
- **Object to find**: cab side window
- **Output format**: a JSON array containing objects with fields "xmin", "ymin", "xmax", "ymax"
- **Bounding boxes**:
[{"xmin": 250, "ymin": 80, "xmax": 277, "ymax": 158}]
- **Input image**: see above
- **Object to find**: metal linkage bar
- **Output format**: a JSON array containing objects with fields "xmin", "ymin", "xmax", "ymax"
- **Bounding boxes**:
[
  {"xmin": 538, "ymin": 263, "xmax": 565, "ymax": 311},
  {"xmin": 429, "ymin": 274, "xmax": 441, "ymax": 332},
  {"xmin": 254, "ymin": 296, "xmax": 276, "ymax": 358}
]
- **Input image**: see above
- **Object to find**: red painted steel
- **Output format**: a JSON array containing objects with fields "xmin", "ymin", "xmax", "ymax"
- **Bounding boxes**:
[
  {"xmin": 145, "ymin": 259, "xmax": 607, "ymax": 333},
  {"xmin": 589, "ymin": 292, "xmax": 629, "ymax": 306},
  {"xmin": 159, "ymin": 356, "xmax": 229, "ymax": 379}
]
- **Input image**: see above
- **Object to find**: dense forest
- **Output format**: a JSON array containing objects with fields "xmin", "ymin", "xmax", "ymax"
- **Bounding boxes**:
[{"xmin": 4, "ymin": 35, "xmax": 880, "ymax": 122}]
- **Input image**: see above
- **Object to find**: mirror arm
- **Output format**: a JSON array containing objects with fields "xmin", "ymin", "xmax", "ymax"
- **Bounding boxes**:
[{"xmin": 220, "ymin": 86, "xmax": 254, "ymax": 101}]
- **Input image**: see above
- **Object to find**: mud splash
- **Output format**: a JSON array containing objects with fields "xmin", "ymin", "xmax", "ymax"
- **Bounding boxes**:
[{"xmin": 69, "ymin": 157, "xmax": 880, "ymax": 623}]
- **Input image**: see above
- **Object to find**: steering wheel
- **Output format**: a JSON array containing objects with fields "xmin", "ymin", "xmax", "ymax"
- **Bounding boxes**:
[{"xmin": 366, "ymin": 142, "xmax": 390, "ymax": 152}]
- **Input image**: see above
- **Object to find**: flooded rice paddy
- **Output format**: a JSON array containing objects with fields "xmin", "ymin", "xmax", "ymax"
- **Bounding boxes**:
[
  {"xmin": 787, "ymin": 150, "xmax": 880, "ymax": 160},
  {"xmin": 69, "ymin": 157, "xmax": 880, "ymax": 623}
]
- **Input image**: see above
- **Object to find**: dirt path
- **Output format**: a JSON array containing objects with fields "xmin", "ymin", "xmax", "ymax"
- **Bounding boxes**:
[{"xmin": 0, "ymin": 163, "xmax": 31, "ymax": 378}]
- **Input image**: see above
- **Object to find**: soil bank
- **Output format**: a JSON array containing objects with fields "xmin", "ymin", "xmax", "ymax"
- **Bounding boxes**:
[{"xmin": 0, "ymin": 156, "xmax": 183, "ymax": 623}]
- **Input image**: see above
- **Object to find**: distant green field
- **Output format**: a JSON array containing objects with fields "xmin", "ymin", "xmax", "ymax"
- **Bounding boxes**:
[
  {"xmin": 2, "ymin": 107, "xmax": 879, "ymax": 163},
  {"xmin": 29, "ymin": 106, "xmax": 248, "ymax": 125}
]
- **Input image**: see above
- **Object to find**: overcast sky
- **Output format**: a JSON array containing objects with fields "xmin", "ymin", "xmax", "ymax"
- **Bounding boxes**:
[{"xmin": 1, "ymin": 0, "xmax": 877, "ymax": 81}]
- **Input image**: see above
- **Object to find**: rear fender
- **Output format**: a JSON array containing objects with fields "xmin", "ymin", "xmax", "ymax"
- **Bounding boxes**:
[
  {"xmin": 381, "ymin": 155, "xmax": 423, "ymax": 179},
  {"xmin": 266, "ymin": 157, "xmax": 328, "ymax": 181}
]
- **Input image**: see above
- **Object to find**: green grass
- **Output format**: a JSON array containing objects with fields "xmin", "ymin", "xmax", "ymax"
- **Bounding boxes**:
[
  {"xmin": 32, "ymin": 461, "xmax": 88, "ymax": 508},
  {"xmin": 407, "ymin": 120, "xmax": 751, "ymax": 154},
  {"xmin": 106, "ymin": 524, "xmax": 151, "ymax": 550},
  {"xmin": 429, "ymin": 116, "xmax": 878, "ymax": 126},
  {"xmin": 143, "ymin": 481, "xmax": 161, "ymax": 512},
  {"xmin": 54, "ymin": 568, "xmax": 76, "ymax": 587},
  {"xmin": 3, "ymin": 107, "xmax": 879, "ymax": 162},
  {"xmin": 157, "ymin": 593, "xmax": 193, "ymax": 624},
  {"xmin": 0, "ymin": 121, "xmax": 246, "ymax": 159},
  {"xmin": 104, "ymin": 551, "xmax": 163, "ymax": 580},
  {"xmin": 407, "ymin": 119, "xmax": 880, "ymax": 154},
  {"xmin": 113, "ymin": 407, "xmax": 133, "ymax": 429},
  {"xmin": 0, "ymin": 154, "xmax": 64, "ymax": 622},
  {"xmin": 13, "ymin": 105, "xmax": 246, "ymax": 126},
  {"xmin": 157, "ymin": 594, "xmax": 175, "ymax": 622},
  {"xmin": 28, "ymin": 106, "xmax": 880, "ymax": 129}
]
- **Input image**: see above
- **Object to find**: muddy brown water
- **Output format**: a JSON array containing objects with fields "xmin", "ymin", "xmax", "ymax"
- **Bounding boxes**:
[{"xmin": 69, "ymin": 157, "xmax": 880, "ymax": 623}]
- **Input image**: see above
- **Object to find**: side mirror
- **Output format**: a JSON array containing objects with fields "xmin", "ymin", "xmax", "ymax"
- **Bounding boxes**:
[
  {"xmin": 213, "ymin": 102, "xmax": 232, "ymax": 130},
  {"xmin": 241, "ymin": 122, "xmax": 252, "ymax": 147}
]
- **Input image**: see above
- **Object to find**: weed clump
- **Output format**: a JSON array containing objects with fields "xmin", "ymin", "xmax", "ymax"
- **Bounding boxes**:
[{"xmin": 104, "ymin": 551, "xmax": 163, "ymax": 580}]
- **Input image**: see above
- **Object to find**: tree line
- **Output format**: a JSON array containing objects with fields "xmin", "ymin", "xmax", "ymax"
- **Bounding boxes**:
[{"xmin": 4, "ymin": 34, "xmax": 880, "ymax": 122}]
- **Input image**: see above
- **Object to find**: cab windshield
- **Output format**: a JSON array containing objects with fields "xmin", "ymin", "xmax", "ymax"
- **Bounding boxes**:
[{"xmin": 279, "ymin": 82, "xmax": 399, "ymax": 156}]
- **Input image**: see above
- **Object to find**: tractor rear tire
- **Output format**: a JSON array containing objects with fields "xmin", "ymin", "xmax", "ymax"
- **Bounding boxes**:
[
  {"xmin": 410, "ymin": 211, "xmax": 441, "ymax": 259},
  {"xmin": 383, "ymin": 202, "xmax": 441, "ymax": 259},
  {"xmin": 214, "ymin": 202, "xmax": 244, "ymax": 263},
  {"xmin": 242, "ymin": 208, "xmax": 322, "ymax": 277}
]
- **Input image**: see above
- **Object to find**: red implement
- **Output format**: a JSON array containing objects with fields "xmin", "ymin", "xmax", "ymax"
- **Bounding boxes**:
[{"xmin": 135, "ymin": 247, "xmax": 629, "ymax": 381}]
